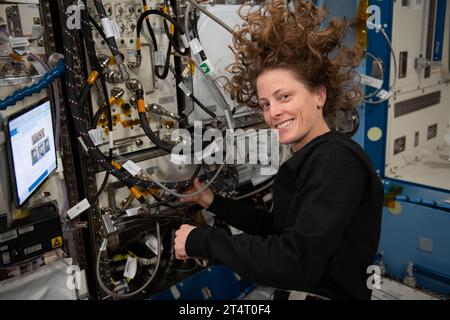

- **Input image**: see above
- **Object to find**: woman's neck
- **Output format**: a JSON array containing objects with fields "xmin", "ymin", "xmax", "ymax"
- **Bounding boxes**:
[{"xmin": 291, "ymin": 119, "xmax": 331, "ymax": 152}]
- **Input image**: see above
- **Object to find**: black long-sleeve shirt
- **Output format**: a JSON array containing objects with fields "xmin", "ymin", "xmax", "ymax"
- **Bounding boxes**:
[{"xmin": 185, "ymin": 130, "xmax": 384, "ymax": 299}]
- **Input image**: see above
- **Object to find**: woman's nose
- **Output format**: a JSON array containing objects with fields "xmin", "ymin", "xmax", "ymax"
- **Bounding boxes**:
[{"xmin": 269, "ymin": 102, "xmax": 283, "ymax": 119}]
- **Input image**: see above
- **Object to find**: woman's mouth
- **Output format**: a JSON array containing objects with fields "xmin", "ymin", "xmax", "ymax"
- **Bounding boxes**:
[{"xmin": 274, "ymin": 119, "xmax": 295, "ymax": 129}]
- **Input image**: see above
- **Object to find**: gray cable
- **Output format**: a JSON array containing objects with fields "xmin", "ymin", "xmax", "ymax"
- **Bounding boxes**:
[
  {"xmin": 95, "ymin": 220, "xmax": 161, "ymax": 299},
  {"xmin": 186, "ymin": 0, "xmax": 233, "ymax": 34},
  {"xmin": 184, "ymin": 2, "xmax": 235, "ymax": 130},
  {"xmin": 232, "ymin": 179, "xmax": 274, "ymax": 200},
  {"xmin": 365, "ymin": 27, "xmax": 398, "ymax": 105}
]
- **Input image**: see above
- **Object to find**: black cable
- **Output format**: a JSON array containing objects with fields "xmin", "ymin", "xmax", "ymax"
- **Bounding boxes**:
[
  {"xmin": 80, "ymin": 2, "xmax": 113, "ymax": 135},
  {"xmin": 93, "ymin": 0, "xmax": 121, "ymax": 58},
  {"xmin": 132, "ymin": 67, "xmax": 175, "ymax": 150},
  {"xmin": 162, "ymin": 18, "xmax": 185, "ymax": 56},
  {"xmin": 154, "ymin": 42, "xmax": 172, "ymax": 80},
  {"xmin": 171, "ymin": 71, "xmax": 220, "ymax": 120},
  {"xmin": 80, "ymin": 2, "xmax": 116, "ymax": 204},
  {"xmin": 88, "ymin": 14, "xmax": 108, "ymax": 45},
  {"xmin": 64, "ymin": 2, "xmax": 206, "ymax": 191},
  {"xmin": 92, "ymin": 104, "xmax": 104, "ymax": 129},
  {"xmin": 80, "ymin": 7, "xmax": 113, "ymax": 133},
  {"xmin": 147, "ymin": 193, "xmax": 177, "ymax": 208},
  {"xmin": 191, "ymin": 94, "xmax": 219, "ymax": 120},
  {"xmin": 78, "ymin": 84, "xmax": 91, "ymax": 107},
  {"xmin": 142, "ymin": 0, "xmax": 158, "ymax": 51},
  {"xmin": 136, "ymin": 10, "xmax": 185, "ymax": 45},
  {"xmin": 189, "ymin": 9, "xmax": 200, "ymax": 41},
  {"xmin": 138, "ymin": 114, "xmax": 174, "ymax": 152},
  {"xmin": 90, "ymin": 148, "xmax": 112, "ymax": 202}
]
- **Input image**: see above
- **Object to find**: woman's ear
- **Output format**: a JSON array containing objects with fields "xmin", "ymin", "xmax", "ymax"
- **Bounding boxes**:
[{"xmin": 316, "ymin": 85, "xmax": 327, "ymax": 109}]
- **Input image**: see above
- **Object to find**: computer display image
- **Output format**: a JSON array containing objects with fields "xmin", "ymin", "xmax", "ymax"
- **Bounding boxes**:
[{"xmin": 5, "ymin": 99, "xmax": 57, "ymax": 207}]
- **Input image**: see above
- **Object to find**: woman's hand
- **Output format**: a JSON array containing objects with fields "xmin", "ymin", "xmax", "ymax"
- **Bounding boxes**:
[
  {"xmin": 179, "ymin": 178, "xmax": 214, "ymax": 209},
  {"xmin": 174, "ymin": 224, "xmax": 196, "ymax": 260}
]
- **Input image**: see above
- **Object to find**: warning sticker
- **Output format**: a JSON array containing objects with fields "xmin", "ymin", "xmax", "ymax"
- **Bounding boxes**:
[{"xmin": 51, "ymin": 236, "xmax": 63, "ymax": 248}]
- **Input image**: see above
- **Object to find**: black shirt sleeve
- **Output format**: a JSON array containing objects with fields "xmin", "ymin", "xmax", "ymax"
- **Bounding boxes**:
[
  {"xmin": 207, "ymin": 195, "xmax": 274, "ymax": 236},
  {"xmin": 185, "ymin": 144, "xmax": 369, "ymax": 290}
]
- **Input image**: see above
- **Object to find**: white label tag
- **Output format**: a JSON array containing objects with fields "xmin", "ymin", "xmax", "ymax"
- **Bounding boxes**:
[
  {"xmin": 109, "ymin": 19, "xmax": 121, "ymax": 39},
  {"xmin": 31, "ymin": 25, "xmax": 44, "ymax": 39},
  {"xmin": 101, "ymin": 18, "xmax": 114, "ymax": 39},
  {"xmin": 262, "ymin": 193, "xmax": 273, "ymax": 203},
  {"xmin": 154, "ymin": 50, "xmax": 165, "ymax": 66},
  {"xmin": 24, "ymin": 243, "xmax": 42, "ymax": 255},
  {"xmin": 18, "ymin": 225, "xmax": 34, "ymax": 235},
  {"xmin": 414, "ymin": 0, "xmax": 423, "ymax": 10},
  {"xmin": 376, "ymin": 89, "xmax": 391, "ymax": 100},
  {"xmin": 170, "ymin": 153, "xmax": 189, "ymax": 165},
  {"xmin": 10, "ymin": 37, "xmax": 29, "ymax": 49},
  {"xmin": 67, "ymin": 198, "xmax": 91, "ymax": 220},
  {"xmin": 178, "ymin": 82, "xmax": 191, "ymax": 96},
  {"xmin": 145, "ymin": 235, "xmax": 160, "ymax": 255},
  {"xmin": 0, "ymin": 230, "xmax": 18, "ymax": 244},
  {"xmin": 359, "ymin": 73, "xmax": 383, "ymax": 89},
  {"xmin": 125, "ymin": 207, "xmax": 140, "ymax": 217},
  {"xmin": 260, "ymin": 166, "xmax": 278, "ymax": 176},
  {"xmin": 123, "ymin": 257, "xmax": 137, "ymax": 279},
  {"xmin": 2, "ymin": 252, "xmax": 10, "ymax": 265},
  {"xmin": 181, "ymin": 34, "xmax": 189, "ymax": 49},
  {"xmin": 189, "ymin": 38, "xmax": 203, "ymax": 55},
  {"xmin": 78, "ymin": 137, "xmax": 89, "ymax": 153},
  {"xmin": 170, "ymin": 285, "xmax": 181, "ymax": 300},
  {"xmin": 99, "ymin": 238, "xmax": 108, "ymax": 252},
  {"xmin": 122, "ymin": 160, "xmax": 142, "ymax": 176},
  {"xmin": 88, "ymin": 128, "xmax": 104, "ymax": 146}
]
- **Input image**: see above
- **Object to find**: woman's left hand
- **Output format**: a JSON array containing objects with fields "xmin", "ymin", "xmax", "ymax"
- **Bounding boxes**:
[{"xmin": 174, "ymin": 224, "xmax": 196, "ymax": 260}]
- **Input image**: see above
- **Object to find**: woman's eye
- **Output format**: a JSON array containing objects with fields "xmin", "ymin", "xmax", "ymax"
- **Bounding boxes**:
[
  {"xmin": 279, "ymin": 94, "xmax": 290, "ymax": 101},
  {"xmin": 260, "ymin": 103, "xmax": 270, "ymax": 111}
]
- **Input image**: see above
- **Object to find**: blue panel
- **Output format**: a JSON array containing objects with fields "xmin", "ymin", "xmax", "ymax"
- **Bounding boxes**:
[
  {"xmin": 150, "ymin": 265, "xmax": 255, "ymax": 300},
  {"xmin": 433, "ymin": 0, "xmax": 447, "ymax": 61},
  {"xmin": 383, "ymin": 178, "xmax": 450, "ymax": 202},
  {"xmin": 378, "ymin": 203, "xmax": 450, "ymax": 295},
  {"xmin": 364, "ymin": 0, "xmax": 394, "ymax": 176}
]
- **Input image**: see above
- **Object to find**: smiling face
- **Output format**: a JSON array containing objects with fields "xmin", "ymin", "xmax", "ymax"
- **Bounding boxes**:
[{"xmin": 256, "ymin": 68, "xmax": 330, "ymax": 152}]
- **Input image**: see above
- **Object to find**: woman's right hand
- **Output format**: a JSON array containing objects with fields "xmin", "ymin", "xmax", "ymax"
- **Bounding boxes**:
[{"xmin": 179, "ymin": 178, "xmax": 214, "ymax": 209}]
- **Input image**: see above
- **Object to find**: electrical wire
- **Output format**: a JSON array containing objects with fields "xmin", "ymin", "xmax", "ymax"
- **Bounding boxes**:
[
  {"xmin": 364, "ymin": 26, "xmax": 398, "ymax": 105},
  {"xmin": 88, "ymin": 14, "xmax": 108, "ymax": 45},
  {"xmin": 232, "ymin": 179, "xmax": 274, "ymax": 200},
  {"xmin": 93, "ymin": 0, "xmax": 129, "ymax": 80},
  {"xmin": 62, "ymin": 0, "xmax": 229, "ymax": 194},
  {"xmin": 133, "ymin": 8, "xmax": 188, "ymax": 70},
  {"xmin": 80, "ymin": 3, "xmax": 114, "ymax": 204},
  {"xmin": 141, "ymin": 0, "xmax": 158, "ymax": 51},
  {"xmin": 95, "ymin": 213, "xmax": 162, "ymax": 298},
  {"xmin": 183, "ymin": 2, "xmax": 234, "ymax": 129},
  {"xmin": 359, "ymin": 51, "xmax": 385, "ymax": 102}
]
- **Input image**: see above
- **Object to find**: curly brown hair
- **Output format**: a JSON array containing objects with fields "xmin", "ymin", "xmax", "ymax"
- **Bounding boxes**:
[{"xmin": 226, "ymin": 0, "xmax": 363, "ymax": 121}]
